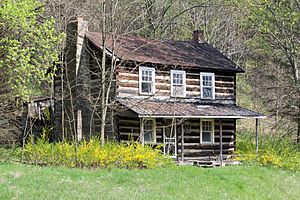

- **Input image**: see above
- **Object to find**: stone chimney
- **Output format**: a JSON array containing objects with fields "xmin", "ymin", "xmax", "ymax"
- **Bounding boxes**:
[
  {"xmin": 193, "ymin": 30, "xmax": 205, "ymax": 43},
  {"xmin": 75, "ymin": 17, "xmax": 88, "ymax": 75},
  {"xmin": 57, "ymin": 17, "xmax": 90, "ymax": 141}
]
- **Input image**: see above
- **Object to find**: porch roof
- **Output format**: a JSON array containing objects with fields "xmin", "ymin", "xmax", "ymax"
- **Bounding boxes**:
[{"xmin": 117, "ymin": 99, "xmax": 265, "ymax": 119}]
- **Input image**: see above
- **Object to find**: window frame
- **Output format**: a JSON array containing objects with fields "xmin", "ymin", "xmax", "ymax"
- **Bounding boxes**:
[
  {"xmin": 139, "ymin": 66, "xmax": 155, "ymax": 95},
  {"xmin": 200, "ymin": 72, "xmax": 215, "ymax": 99},
  {"xmin": 170, "ymin": 70, "xmax": 186, "ymax": 97},
  {"xmin": 200, "ymin": 119, "xmax": 214, "ymax": 144},
  {"xmin": 142, "ymin": 118, "xmax": 156, "ymax": 144}
]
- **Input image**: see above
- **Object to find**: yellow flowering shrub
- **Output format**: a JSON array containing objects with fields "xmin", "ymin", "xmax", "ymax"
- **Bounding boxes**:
[{"xmin": 22, "ymin": 136, "xmax": 172, "ymax": 169}]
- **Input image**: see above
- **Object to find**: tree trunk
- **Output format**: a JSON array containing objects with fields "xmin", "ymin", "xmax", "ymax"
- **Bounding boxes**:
[
  {"xmin": 100, "ymin": 0, "xmax": 107, "ymax": 145},
  {"xmin": 297, "ymin": 120, "xmax": 300, "ymax": 144}
]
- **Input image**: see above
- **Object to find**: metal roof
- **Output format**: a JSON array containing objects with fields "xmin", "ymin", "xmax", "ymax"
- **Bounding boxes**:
[
  {"xmin": 117, "ymin": 98, "xmax": 265, "ymax": 119},
  {"xmin": 86, "ymin": 32, "xmax": 244, "ymax": 73}
]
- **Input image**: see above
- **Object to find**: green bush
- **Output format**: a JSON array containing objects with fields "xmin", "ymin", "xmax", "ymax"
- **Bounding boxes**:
[
  {"xmin": 236, "ymin": 132, "xmax": 300, "ymax": 171},
  {"xmin": 20, "ymin": 135, "xmax": 172, "ymax": 169}
]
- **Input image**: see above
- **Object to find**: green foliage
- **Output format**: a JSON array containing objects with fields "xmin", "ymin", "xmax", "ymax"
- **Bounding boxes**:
[
  {"xmin": 0, "ymin": 0, "xmax": 63, "ymax": 99},
  {"xmin": 236, "ymin": 132, "xmax": 300, "ymax": 171},
  {"xmin": 21, "ymin": 135, "xmax": 172, "ymax": 169}
]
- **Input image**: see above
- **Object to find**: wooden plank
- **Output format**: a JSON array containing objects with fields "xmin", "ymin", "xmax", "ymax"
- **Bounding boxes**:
[
  {"xmin": 220, "ymin": 119, "xmax": 223, "ymax": 165},
  {"xmin": 181, "ymin": 124, "xmax": 184, "ymax": 162},
  {"xmin": 178, "ymin": 148, "xmax": 234, "ymax": 153},
  {"xmin": 119, "ymin": 132, "xmax": 140, "ymax": 136},
  {"xmin": 178, "ymin": 142, "xmax": 234, "ymax": 146}
]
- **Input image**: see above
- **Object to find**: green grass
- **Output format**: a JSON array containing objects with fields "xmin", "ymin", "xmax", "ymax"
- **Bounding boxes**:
[{"xmin": 0, "ymin": 162, "xmax": 299, "ymax": 200}]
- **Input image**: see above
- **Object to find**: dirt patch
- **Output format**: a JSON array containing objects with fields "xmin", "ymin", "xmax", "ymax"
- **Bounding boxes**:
[{"xmin": 9, "ymin": 172, "xmax": 22, "ymax": 179}]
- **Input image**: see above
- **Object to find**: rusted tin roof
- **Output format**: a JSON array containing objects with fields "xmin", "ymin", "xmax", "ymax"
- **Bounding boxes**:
[
  {"xmin": 86, "ymin": 32, "xmax": 244, "ymax": 73},
  {"xmin": 117, "ymin": 99, "xmax": 265, "ymax": 119}
]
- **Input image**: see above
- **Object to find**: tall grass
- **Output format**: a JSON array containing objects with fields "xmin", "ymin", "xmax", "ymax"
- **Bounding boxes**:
[
  {"xmin": 20, "ymin": 134, "xmax": 172, "ymax": 169},
  {"xmin": 236, "ymin": 132, "xmax": 300, "ymax": 171}
]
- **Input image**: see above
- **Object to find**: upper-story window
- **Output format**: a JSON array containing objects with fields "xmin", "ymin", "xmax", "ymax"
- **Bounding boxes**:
[
  {"xmin": 171, "ymin": 70, "xmax": 186, "ymax": 97},
  {"xmin": 139, "ymin": 67, "xmax": 155, "ymax": 95},
  {"xmin": 200, "ymin": 72, "xmax": 215, "ymax": 99}
]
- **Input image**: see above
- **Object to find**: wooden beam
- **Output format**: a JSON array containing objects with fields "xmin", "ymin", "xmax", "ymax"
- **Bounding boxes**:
[
  {"xmin": 140, "ymin": 117, "xmax": 144, "ymax": 147},
  {"xmin": 255, "ymin": 118, "xmax": 259, "ymax": 157},
  {"xmin": 181, "ymin": 123, "xmax": 184, "ymax": 162},
  {"xmin": 220, "ymin": 119, "xmax": 223, "ymax": 166},
  {"xmin": 77, "ymin": 110, "xmax": 82, "ymax": 142}
]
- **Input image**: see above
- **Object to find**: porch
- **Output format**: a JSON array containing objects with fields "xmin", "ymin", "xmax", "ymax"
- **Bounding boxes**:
[{"xmin": 116, "ymin": 99, "xmax": 265, "ymax": 162}]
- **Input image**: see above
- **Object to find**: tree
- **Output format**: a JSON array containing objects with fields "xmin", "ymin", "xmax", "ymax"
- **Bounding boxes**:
[
  {"xmin": 0, "ymin": 0, "xmax": 63, "ymax": 100},
  {"xmin": 246, "ymin": 0, "xmax": 300, "ymax": 142}
]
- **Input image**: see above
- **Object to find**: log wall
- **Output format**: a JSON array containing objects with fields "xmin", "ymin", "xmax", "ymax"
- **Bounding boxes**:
[
  {"xmin": 178, "ymin": 119, "xmax": 236, "ymax": 160},
  {"xmin": 116, "ymin": 113, "xmax": 236, "ymax": 160},
  {"xmin": 116, "ymin": 67, "xmax": 236, "ymax": 102}
]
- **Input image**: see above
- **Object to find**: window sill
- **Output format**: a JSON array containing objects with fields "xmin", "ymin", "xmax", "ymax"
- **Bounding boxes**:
[{"xmin": 200, "ymin": 142, "xmax": 214, "ymax": 145}]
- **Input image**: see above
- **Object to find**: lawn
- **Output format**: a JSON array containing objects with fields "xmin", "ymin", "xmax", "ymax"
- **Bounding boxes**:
[{"xmin": 0, "ymin": 162, "xmax": 299, "ymax": 200}]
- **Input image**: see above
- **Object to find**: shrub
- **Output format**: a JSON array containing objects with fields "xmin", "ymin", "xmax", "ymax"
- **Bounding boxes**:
[
  {"xmin": 21, "ymin": 135, "xmax": 172, "ymax": 169},
  {"xmin": 236, "ymin": 132, "xmax": 300, "ymax": 171}
]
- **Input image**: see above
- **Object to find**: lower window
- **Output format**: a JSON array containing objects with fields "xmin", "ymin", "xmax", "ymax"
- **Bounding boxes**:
[
  {"xmin": 200, "ymin": 119, "xmax": 214, "ymax": 144},
  {"xmin": 143, "ymin": 119, "xmax": 156, "ymax": 143}
]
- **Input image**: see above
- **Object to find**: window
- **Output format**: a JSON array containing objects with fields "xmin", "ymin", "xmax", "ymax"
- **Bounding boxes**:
[
  {"xmin": 200, "ymin": 72, "xmax": 215, "ymax": 99},
  {"xmin": 143, "ymin": 119, "xmax": 156, "ymax": 143},
  {"xmin": 171, "ymin": 70, "xmax": 186, "ymax": 97},
  {"xmin": 139, "ymin": 67, "xmax": 155, "ymax": 95},
  {"xmin": 200, "ymin": 119, "xmax": 214, "ymax": 144}
]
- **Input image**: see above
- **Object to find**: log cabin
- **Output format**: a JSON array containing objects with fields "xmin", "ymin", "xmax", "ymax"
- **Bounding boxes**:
[{"xmin": 53, "ymin": 17, "xmax": 265, "ymax": 162}]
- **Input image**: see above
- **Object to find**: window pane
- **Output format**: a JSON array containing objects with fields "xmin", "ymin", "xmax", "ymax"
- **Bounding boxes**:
[
  {"xmin": 202, "ymin": 132, "xmax": 211, "ymax": 142},
  {"xmin": 202, "ymin": 121, "xmax": 212, "ymax": 131},
  {"xmin": 203, "ymin": 87, "xmax": 212, "ymax": 98},
  {"xmin": 173, "ymin": 73, "xmax": 183, "ymax": 85},
  {"xmin": 144, "ymin": 120, "xmax": 152, "ymax": 130},
  {"xmin": 144, "ymin": 131, "xmax": 152, "ymax": 142},
  {"xmin": 142, "ymin": 82, "xmax": 152, "ymax": 93},
  {"xmin": 144, "ymin": 120, "xmax": 153, "ymax": 142},
  {"xmin": 203, "ymin": 75, "xmax": 212, "ymax": 86},
  {"xmin": 142, "ymin": 70, "xmax": 153, "ymax": 82},
  {"xmin": 173, "ymin": 85, "xmax": 184, "ymax": 96}
]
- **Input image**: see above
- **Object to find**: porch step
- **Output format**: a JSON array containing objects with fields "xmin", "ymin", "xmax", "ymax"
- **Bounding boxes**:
[
  {"xmin": 189, "ymin": 160, "xmax": 222, "ymax": 168},
  {"xmin": 182, "ymin": 155, "xmax": 232, "ymax": 160}
]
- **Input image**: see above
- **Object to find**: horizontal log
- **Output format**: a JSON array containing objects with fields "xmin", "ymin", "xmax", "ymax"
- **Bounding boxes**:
[
  {"xmin": 215, "ymin": 88, "xmax": 234, "ymax": 94},
  {"xmin": 118, "ymin": 119, "xmax": 140, "ymax": 125},
  {"xmin": 178, "ymin": 148, "xmax": 234, "ymax": 153},
  {"xmin": 120, "ymin": 132, "xmax": 140, "ymax": 136},
  {"xmin": 118, "ymin": 82, "xmax": 138, "ymax": 88},
  {"xmin": 215, "ymin": 82, "xmax": 234, "ymax": 88},
  {"xmin": 117, "ymin": 74, "xmax": 139, "ymax": 81},
  {"xmin": 215, "ymin": 76, "xmax": 234, "ymax": 82},
  {"xmin": 178, "ymin": 141, "xmax": 234, "ymax": 146},
  {"xmin": 119, "ymin": 125, "xmax": 140, "ymax": 130}
]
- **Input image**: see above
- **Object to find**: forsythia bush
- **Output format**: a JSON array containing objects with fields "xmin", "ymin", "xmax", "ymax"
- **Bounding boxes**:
[
  {"xmin": 236, "ymin": 132, "xmax": 300, "ymax": 171},
  {"xmin": 22, "ymin": 135, "xmax": 172, "ymax": 169}
]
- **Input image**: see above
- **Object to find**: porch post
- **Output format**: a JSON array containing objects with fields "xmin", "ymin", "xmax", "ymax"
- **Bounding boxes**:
[
  {"xmin": 140, "ymin": 117, "xmax": 144, "ymax": 147},
  {"xmin": 219, "ymin": 119, "xmax": 223, "ymax": 165},
  {"xmin": 255, "ymin": 118, "xmax": 259, "ymax": 157},
  {"xmin": 181, "ymin": 123, "xmax": 184, "ymax": 162}
]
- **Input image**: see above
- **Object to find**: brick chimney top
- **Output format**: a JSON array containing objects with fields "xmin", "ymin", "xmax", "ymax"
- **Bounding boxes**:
[{"xmin": 193, "ymin": 30, "xmax": 205, "ymax": 43}]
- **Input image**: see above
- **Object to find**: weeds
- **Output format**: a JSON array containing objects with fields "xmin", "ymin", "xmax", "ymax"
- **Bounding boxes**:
[{"xmin": 236, "ymin": 132, "xmax": 300, "ymax": 171}]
